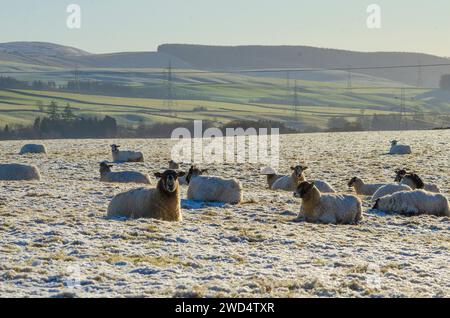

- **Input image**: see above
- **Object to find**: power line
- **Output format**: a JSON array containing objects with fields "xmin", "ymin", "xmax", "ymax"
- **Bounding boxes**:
[
  {"xmin": 293, "ymin": 80, "xmax": 300, "ymax": 118},
  {"xmin": 164, "ymin": 60, "xmax": 176, "ymax": 116},
  {"xmin": 2, "ymin": 62, "xmax": 450, "ymax": 76},
  {"xmin": 73, "ymin": 65, "xmax": 80, "ymax": 93},
  {"xmin": 285, "ymin": 71, "xmax": 291, "ymax": 111},
  {"xmin": 347, "ymin": 65, "xmax": 352, "ymax": 92},
  {"xmin": 417, "ymin": 58, "xmax": 423, "ymax": 88}
]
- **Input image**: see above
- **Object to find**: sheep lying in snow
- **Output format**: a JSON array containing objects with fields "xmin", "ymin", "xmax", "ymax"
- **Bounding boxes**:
[
  {"xmin": 373, "ymin": 190, "xmax": 450, "ymax": 217},
  {"xmin": 19, "ymin": 144, "xmax": 47, "ymax": 155},
  {"xmin": 99, "ymin": 162, "xmax": 151, "ymax": 184},
  {"xmin": 271, "ymin": 165, "xmax": 335, "ymax": 193},
  {"xmin": 294, "ymin": 181, "xmax": 362, "ymax": 224},
  {"xmin": 111, "ymin": 144, "xmax": 144, "ymax": 163},
  {"xmin": 260, "ymin": 167, "xmax": 283, "ymax": 189},
  {"xmin": 187, "ymin": 166, "xmax": 242, "ymax": 204},
  {"xmin": 168, "ymin": 160, "xmax": 181, "ymax": 170},
  {"xmin": 177, "ymin": 166, "xmax": 207, "ymax": 186},
  {"xmin": 0, "ymin": 164, "xmax": 40, "ymax": 181},
  {"xmin": 394, "ymin": 169, "xmax": 441, "ymax": 193},
  {"xmin": 371, "ymin": 183, "xmax": 412, "ymax": 202},
  {"xmin": 107, "ymin": 170, "xmax": 185, "ymax": 221},
  {"xmin": 348, "ymin": 177, "xmax": 386, "ymax": 196},
  {"xmin": 389, "ymin": 140, "xmax": 411, "ymax": 155}
]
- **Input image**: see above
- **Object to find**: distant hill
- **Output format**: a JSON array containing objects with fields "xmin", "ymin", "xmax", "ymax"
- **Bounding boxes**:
[
  {"xmin": 1, "ymin": 42, "xmax": 450, "ymax": 87},
  {"xmin": 158, "ymin": 44, "xmax": 450, "ymax": 87},
  {"xmin": 0, "ymin": 42, "xmax": 191, "ymax": 69}
]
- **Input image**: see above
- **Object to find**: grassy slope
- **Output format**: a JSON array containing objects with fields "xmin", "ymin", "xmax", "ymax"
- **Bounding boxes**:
[{"xmin": 0, "ymin": 65, "xmax": 449, "ymax": 129}]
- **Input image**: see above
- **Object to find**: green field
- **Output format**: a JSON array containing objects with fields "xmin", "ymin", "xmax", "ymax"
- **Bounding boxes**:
[{"xmin": 1, "ymin": 67, "xmax": 449, "ymax": 129}]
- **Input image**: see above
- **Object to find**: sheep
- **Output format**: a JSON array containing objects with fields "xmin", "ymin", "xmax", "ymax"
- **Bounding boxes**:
[
  {"xmin": 99, "ymin": 162, "xmax": 151, "ymax": 184},
  {"xmin": 293, "ymin": 181, "xmax": 362, "ymax": 224},
  {"xmin": 168, "ymin": 160, "xmax": 182, "ymax": 170},
  {"xmin": 107, "ymin": 170, "xmax": 185, "ymax": 221},
  {"xmin": 260, "ymin": 167, "xmax": 283, "ymax": 189},
  {"xmin": 347, "ymin": 177, "xmax": 386, "ymax": 196},
  {"xmin": 177, "ymin": 166, "xmax": 206, "ymax": 186},
  {"xmin": 373, "ymin": 190, "xmax": 450, "ymax": 217},
  {"xmin": 389, "ymin": 140, "xmax": 411, "ymax": 155},
  {"xmin": 371, "ymin": 183, "xmax": 412, "ymax": 202},
  {"xmin": 271, "ymin": 165, "xmax": 335, "ymax": 193},
  {"xmin": 0, "ymin": 164, "xmax": 40, "ymax": 181},
  {"xmin": 19, "ymin": 144, "xmax": 47, "ymax": 155},
  {"xmin": 111, "ymin": 144, "xmax": 144, "ymax": 163},
  {"xmin": 394, "ymin": 169, "xmax": 441, "ymax": 193},
  {"xmin": 186, "ymin": 166, "xmax": 242, "ymax": 204}
]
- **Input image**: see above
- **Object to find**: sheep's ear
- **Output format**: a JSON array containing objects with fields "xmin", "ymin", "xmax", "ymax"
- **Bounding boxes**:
[
  {"xmin": 373, "ymin": 199, "xmax": 380, "ymax": 209},
  {"xmin": 108, "ymin": 165, "xmax": 113, "ymax": 168},
  {"xmin": 154, "ymin": 172, "xmax": 163, "ymax": 179},
  {"xmin": 202, "ymin": 169, "xmax": 208, "ymax": 173},
  {"xmin": 177, "ymin": 171, "xmax": 186, "ymax": 177},
  {"xmin": 303, "ymin": 166, "xmax": 308, "ymax": 170},
  {"xmin": 290, "ymin": 166, "xmax": 295, "ymax": 170}
]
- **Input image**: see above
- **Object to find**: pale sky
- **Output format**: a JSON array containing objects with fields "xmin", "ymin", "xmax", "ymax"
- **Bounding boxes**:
[{"xmin": 0, "ymin": 0, "xmax": 449, "ymax": 56}]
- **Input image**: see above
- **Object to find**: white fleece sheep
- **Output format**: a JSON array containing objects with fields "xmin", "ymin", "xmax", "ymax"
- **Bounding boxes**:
[
  {"xmin": 271, "ymin": 165, "xmax": 335, "ymax": 193},
  {"xmin": 111, "ymin": 144, "xmax": 144, "ymax": 163},
  {"xmin": 395, "ymin": 170, "xmax": 441, "ymax": 193},
  {"xmin": 0, "ymin": 164, "xmax": 41, "ymax": 181},
  {"xmin": 294, "ymin": 181, "xmax": 362, "ymax": 224},
  {"xmin": 389, "ymin": 140, "xmax": 412, "ymax": 155},
  {"xmin": 19, "ymin": 144, "xmax": 47, "ymax": 155},
  {"xmin": 373, "ymin": 190, "xmax": 450, "ymax": 217},
  {"xmin": 187, "ymin": 167, "xmax": 242, "ymax": 204},
  {"xmin": 348, "ymin": 177, "xmax": 386, "ymax": 196},
  {"xmin": 99, "ymin": 162, "xmax": 151, "ymax": 184},
  {"xmin": 107, "ymin": 170, "xmax": 185, "ymax": 221},
  {"xmin": 260, "ymin": 167, "xmax": 283, "ymax": 189},
  {"xmin": 371, "ymin": 183, "xmax": 412, "ymax": 202}
]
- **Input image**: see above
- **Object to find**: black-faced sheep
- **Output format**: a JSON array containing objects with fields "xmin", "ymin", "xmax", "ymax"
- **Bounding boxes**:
[
  {"xmin": 107, "ymin": 170, "xmax": 185, "ymax": 221},
  {"xmin": 111, "ymin": 144, "xmax": 144, "ymax": 163},
  {"xmin": 271, "ymin": 165, "xmax": 335, "ymax": 193},
  {"xmin": 99, "ymin": 162, "xmax": 151, "ymax": 184},
  {"xmin": 0, "ymin": 164, "xmax": 41, "ymax": 181},
  {"xmin": 19, "ymin": 144, "xmax": 47, "ymax": 155},
  {"xmin": 348, "ymin": 177, "xmax": 386, "ymax": 196},
  {"xmin": 373, "ymin": 190, "xmax": 450, "ymax": 217},
  {"xmin": 394, "ymin": 169, "xmax": 441, "ymax": 193},
  {"xmin": 186, "ymin": 166, "xmax": 242, "ymax": 204},
  {"xmin": 389, "ymin": 140, "xmax": 411, "ymax": 155},
  {"xmin": 169, "ymin": 160, "xmax": 181, "ymax": 170},
  {"xmin": 260, "ymin": 167, "xmax": 283, "ymax": 189},
  {"xmin": 294, "ymin": 181, "xmax": 362, "ymax": 224},
  {"xmin": 371, "ymin": 183, "xmax": 412, "ymax": 202}
]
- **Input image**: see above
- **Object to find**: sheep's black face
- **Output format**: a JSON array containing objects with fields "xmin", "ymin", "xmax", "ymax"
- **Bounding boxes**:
[
  {"xmin": 294, "ymin": 181, "xmax": 314, "ymax": 198},
  {"xmin": 394, "ymin": 169, "xmax": 407, "ymax": 182},
  {"xmin": 99, "ymin": 162, "xmax": 112, "ymax": 173},
  {"xmin": 373, "ymin": 199, "xmax": 380, "ymax": 210},
  {"xmin": 391, "ymin": 140, "xmax": 398, "ymax": 146},
  {"xmin": 155, "ymin": 170, "xmax": 186, "ymax": 193},
  {"xmin": 111, "ymin": 144, "xmax": 120, "ymax": 152},
  {"xmin": 407, "ymin": 173, "xmax": 425, "ymax": 189},
  {"xmin": 348, "ymin": 177, "xmax": 357, "ymax": 187},
  {"xmin": 186, "ymin": 166, "xmax": 207, "ymax": 184},
  {"xmin": 291, "ymin": 165, "xmax": 307, "ymax": 179}
]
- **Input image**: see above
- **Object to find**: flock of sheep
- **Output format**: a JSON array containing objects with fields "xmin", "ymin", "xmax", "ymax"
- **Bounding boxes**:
[{"xmin": 0, "ymin": 140, "xmax": 449, "ymax": 225}]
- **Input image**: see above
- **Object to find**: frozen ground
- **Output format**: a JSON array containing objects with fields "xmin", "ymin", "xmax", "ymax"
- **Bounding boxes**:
[{"xmin": 0, "ymin": 130, "xmax": 449, "ymax": 298}]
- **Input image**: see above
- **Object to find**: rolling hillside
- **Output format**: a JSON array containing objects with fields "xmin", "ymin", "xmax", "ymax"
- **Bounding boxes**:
[{"xmin": 0, "ymin": 42, "xmax": 449, "ymax": 130}]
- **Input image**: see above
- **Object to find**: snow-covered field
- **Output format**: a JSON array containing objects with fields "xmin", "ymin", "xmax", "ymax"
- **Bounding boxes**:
[{"xmin": 0, "ymin": 130, "xmax": 449, "ymax": 298}]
